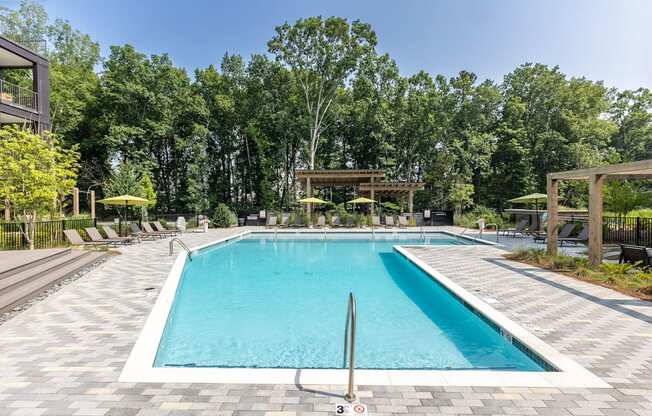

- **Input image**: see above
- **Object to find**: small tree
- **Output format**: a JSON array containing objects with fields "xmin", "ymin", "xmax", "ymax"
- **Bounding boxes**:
[
  {"xmin": 0, "ymin": 127, "xmax": 79, "ymax": 249},
  {"xmin": 211, "ymin": 203, "xmax": 237, "ymax": 228},
  {"xmin": 448, "ymin": 182, "xmax": 475, "ymax": 216},
  {"xmin": 604, "ymin": 181, "xmax": 650, "ymax": 217},
  {"xmin": 139, "ymin": 173, "xmax": 157, "ymax": 220}
]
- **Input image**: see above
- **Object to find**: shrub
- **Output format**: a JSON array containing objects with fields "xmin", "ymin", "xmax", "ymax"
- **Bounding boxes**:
[{"xmin": 211, "ymin": 203, "xmax": 237, "ymax": 228}]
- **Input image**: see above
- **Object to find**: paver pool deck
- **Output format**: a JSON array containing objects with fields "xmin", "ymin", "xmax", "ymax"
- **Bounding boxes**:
[{"xmin": 0, "ymin": 227, "xmax": 650, "ymax": 416}]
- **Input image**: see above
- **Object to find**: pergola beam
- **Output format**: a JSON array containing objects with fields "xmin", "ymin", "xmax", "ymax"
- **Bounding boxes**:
[{"xmin": 549, "ymin": 159, "xmax": 652, "ymax": 180}]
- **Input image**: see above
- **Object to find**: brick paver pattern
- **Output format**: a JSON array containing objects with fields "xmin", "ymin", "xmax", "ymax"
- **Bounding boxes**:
[{"xmin": 0, "ymin": 227, "xmax": 651, "ymax": 416}]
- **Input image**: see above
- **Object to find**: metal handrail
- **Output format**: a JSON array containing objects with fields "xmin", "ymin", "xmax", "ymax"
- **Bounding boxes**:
[
  {"xmin": 169, "ymin": 238, "xmax": 193, "ymax": 260},
  {"xmin": 485, "ymin": 223, "xmax": 500, "ymax": 243},
  {"xmin": 0, "ymin": 79, "xmax": 38, "ymax": 111},
  {"xmin": 342, "ymin": 292, "xmax": 357, "ymax": 402}
]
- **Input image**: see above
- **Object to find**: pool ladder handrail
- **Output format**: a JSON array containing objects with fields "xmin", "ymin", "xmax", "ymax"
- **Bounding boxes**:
[
  {"xmin": 484, "ymin": 223, "xmax": 500, "ymax": 243},
  {"xmin": 342, "ymin": 292, "xmax": 357, "ymax": 402},
  {"xmin": 169, "ymin": 238, "xmax": 193, "ymax": 260}
]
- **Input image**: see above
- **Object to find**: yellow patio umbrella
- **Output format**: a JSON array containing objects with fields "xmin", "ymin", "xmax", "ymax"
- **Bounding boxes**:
[
  {"xmin": 298, "ymin": 197, "xmax": 327, "ymax": 226},
  {"xmin": 347, "ymin": 197, "xmax": 377, "ymax": 204},
  {"xmin": 96, "ymin": 195, "xmax": 150, "ymax": 235},
  {"xmin": 298, "ymin": 197, "xmax": 327, "ymax": 204},
  {"xmin": 508, "ymin": 192, "xmax": 548, "ymax": 229}
]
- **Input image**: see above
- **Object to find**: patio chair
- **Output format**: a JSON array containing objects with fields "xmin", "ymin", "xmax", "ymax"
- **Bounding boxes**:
[
  {"xmin": 129, "ymin": 222, "xmax": 163, "ymax": 239},
  {"xmin": 293, "ymin": 215, "xmax": 304, "ymax": 227},
  {"xmin": 384, "ymin": 215, "xmax": 396, "ymax": 228},
  {"xmin": 618, "ymin": 244, "xmax": 652, "ymax": 267},
  {"xmin": 267, "ymin": 216, "xmax": 277, "ymax": 228},
  {"xmin": 143, "ymin": 222, "xmax": 176, "ymax": 237},
  {"xmin": 559, "ymin": 225, "xmax": 589, "ymax": 246},
  {"xmin": 84, "ymin": 227, "xmax": 133, "ymax": 245},
  {"xmin": 63, "ymin": 229, "xmax": 108, "ymax": 247},
  {"xmin": 372, "ymin": 215, "xmax": 381, "ymax": 227},
  {"xmin": 153, "ymin": 220, "xmax": 181, "ymax": 235},
  {"xmin": 331, "ymin": 215, "xmax": 341, "ymax": 227},
  {"xmin": 316, "ymin": 215, "xmax": 326, "ymax": 228},
  {"xmin": 398, "ymin": 216, "xmax": 408, "ymax": 228},
  {"xmin": 532, "ymin": 223, "xmax": 575, "ymax": 244},
  {"xmin": 345, "ymin": 216, "xmax": 354, "ymax": 228},
  {"xmin": 102, "ymin": 225, "xmax": 141, "ymax": 244},
  {"xmin": 501, "ymin": 219, "xmax": 528, "ymax": 237},
  {"xmin": 280, "ymin": 213, "xmax": 290, "ymax": 228},
  {"xmin": 513, "ymin": 222, "xmax": 538, "ymax": 238}
]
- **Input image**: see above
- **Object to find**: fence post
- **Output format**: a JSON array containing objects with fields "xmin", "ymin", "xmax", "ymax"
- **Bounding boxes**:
[{"xmin": 636, "ymin": 217, "xmax": 641, "ymax": 246}]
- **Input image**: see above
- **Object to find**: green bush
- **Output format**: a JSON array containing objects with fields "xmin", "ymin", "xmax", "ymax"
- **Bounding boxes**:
[
  {"xmin": 211, "ymin": 203, "xmax": 237, "ymax": 228},
  {"xmin": 454, "ymin": 205, "xmax": 505, "ymax": 229}
]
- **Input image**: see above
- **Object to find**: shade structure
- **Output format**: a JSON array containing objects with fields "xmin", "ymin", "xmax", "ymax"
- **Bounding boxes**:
[
  {"xmin": 96, "ymin": 195, "xmax": 150, "ymax": 206},
  {"xmin": 298, "ymin": 197, "xmax": 327, "ymax": 204},
  {"xmin": 508, "ymin": 193, "xmax": 548, "ymax": 231},
  {"xmin": 508, "ymin": 193, "xmax": 548, "ymax": 204},
  {"xmin": 96, "ymin": 195, "xmax": 150, "ymax": 236},
  {"xmin": 347, "ymin": 197, "xmax": 377, "ymax": 204}
]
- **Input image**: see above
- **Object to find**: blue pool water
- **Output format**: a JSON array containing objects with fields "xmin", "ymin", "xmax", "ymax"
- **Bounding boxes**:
[{"xmin": 154, "ymin": 233, "xmax": 546, "ymax": 371}]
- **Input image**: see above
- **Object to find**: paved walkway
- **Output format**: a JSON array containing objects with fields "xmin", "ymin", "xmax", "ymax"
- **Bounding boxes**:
[{"xmin": 0, "ymin": 227, "xmax": 650, "ymax": 415}]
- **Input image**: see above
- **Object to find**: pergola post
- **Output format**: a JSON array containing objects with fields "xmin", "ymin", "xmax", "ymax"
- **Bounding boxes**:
[
  {"xmin": 588, "ymin": 174, "xmax": 604, "ymax": 266},
  {"xmin": 306, "ymin": 176, "xmax": 312, "ymax": 224},
  {"xmin": 400, "ymin": 194, "xmax": 405, "ymax": 215},
  {"xmin": 546, "ymin": 175, "xmax": 559, "ymax": 256},
  {"xmin": 90, "ymin": 190, "xmax": 96, "ymax": 220},
  {"xmin": 370, "ymin": 177, "xmax": 375, "ymax": 215},
  {"xmin": 408, "ymin": 190, "xmax": 414, "ymax": 217},
  {"xmin": 73, "ymin": 187, "xmax": 80, "ymax": 216}
]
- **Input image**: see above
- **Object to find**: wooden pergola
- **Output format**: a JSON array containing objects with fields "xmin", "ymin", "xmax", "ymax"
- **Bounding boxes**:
[
  {"xmin": 546, "ymin": 159, "xmax": 652, "ymax": 266},
  {"xmin": 359, "ymin": 181, "xmax": 425, "ymax": 215},
  {"xmin": 296, "ymin": 169, "xmax": 424, "ymax": 215}
]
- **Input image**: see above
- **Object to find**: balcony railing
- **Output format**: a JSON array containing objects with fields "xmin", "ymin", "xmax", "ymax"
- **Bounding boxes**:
[
  {"xmin": 0, "ymin": 24, "xmax": 47, "ymax": 56},
  {"xmin": 0, "ymin": 79, "xmax": 38, "ymax": 112}
]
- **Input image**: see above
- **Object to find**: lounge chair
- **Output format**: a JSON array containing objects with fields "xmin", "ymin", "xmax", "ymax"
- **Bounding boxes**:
[
  {"xmin": 501, "ymin": 219, "xmax": 528, "ymax": 237},
  {"xmin": 267, "ymin": 216, "xmax": 278, "ymax": 228},
  {"xmin": 63, "ymin": 229, "xmax": 108, "ymax": 247},
  {"xmin": 84, "ymin": 227, "xmax": 133, "ymax": 245},
  {"xmin": 385, "ymin": 215, "xmax": 396, "ymax": 228},
  {"xmin": 316, "ymin": 215, "xmax": 326, "ymax": 228},
  {"xmin": 619, "ymin": 244, "xmax": 652, "ymax": 267},
  {"xmin": 153, "ymin": 220, "xmax": 181, "ymax": 235},
  {"xmin": 372, "ymin": 215, "xmax": 381, "ymax": 227},
  {"xmin": 280, "ymin": 213, "xmax": 290, "ymax": 228},
  {"xmin": 129, "ymin": 222, "xmax": 163, "ymax": 239},
  {"xmin": 398, "ymin": 216, "xmax": 408, "ymax": 228},
  {"xmin": 559, "ymin": 225, "xmax": 589, "ymax": 246},
  {"xmin": 532, "ymin": 223, "xmax": 575, "ymax": 244},
  {"xmin": 102, "ymin": 225, "xmax": 141, "ymax": 244},
  {"xmin": 293, "ymin": 215, "xmax": 304, "ymax": 227},
  {"xmin": 332, "ymin": 215, "xmax": 341, "ymax": 227},
  {"xmin": 143, "ymin": 222, "xmax": 176, "ymax": 237},
  {"xmin": 512, "ymin": 222, "xmax": 538, "ymax": 238}
]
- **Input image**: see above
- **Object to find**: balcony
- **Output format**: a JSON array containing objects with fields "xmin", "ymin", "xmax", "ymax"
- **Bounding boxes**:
[{"xmin": 0, "ymin": 78, "xmax": 37, "ymax": 112}]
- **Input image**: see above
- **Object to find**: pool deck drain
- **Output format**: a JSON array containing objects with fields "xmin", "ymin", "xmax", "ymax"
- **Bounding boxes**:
[{"xmin": 0, "ymin": 227, "xmax": 650, "ymax": 415}]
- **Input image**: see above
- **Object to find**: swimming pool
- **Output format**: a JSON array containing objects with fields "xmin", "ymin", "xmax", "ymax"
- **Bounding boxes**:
[{"xmin": 153, "ymin": 232, "xmax": 547, "ymax": 371}]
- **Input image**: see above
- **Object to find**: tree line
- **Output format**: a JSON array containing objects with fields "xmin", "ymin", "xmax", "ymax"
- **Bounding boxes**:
[{"xmin": 2, "ymin": 1, "xmax": 651, "ymax": 216}]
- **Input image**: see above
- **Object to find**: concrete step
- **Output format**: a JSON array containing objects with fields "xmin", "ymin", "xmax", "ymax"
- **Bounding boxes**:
[
  {"xmin": 0, "ymin": 248, "xmax": 72, "ymax": 280},
  {"xmin": 0, "ymin": 251, "xmax": 107, "ymax": 313},
  {"xmin": 0, "ymin": 250, "xmax": 91, "ymax": 295}
]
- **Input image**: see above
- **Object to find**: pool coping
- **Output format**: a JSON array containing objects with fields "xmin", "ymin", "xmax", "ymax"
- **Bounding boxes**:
[{"xmin": 120, "ymin": 230, "xmax": 609, "ymax": 388}]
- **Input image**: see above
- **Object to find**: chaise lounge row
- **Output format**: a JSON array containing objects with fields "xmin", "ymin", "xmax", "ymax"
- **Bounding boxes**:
[
  {"xmin": 266, "ymin": 214, "xmax": 411, "ymax": 228},
  {"xmin": 63, "ymin": 221, "xmax": 180, "ymax": 247}
]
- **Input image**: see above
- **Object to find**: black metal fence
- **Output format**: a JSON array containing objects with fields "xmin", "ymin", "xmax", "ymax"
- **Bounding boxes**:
[
  {"xmin": 0, "ymin": 218, "xmax": 96, "ymax": 250},
  {"xmin": 603, "ymin": 216, "xmax": 652, "ymax": 247}
]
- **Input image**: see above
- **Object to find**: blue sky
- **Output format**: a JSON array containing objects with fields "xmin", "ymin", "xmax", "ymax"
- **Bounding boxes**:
[{"xmin": 38, "ymin": 0, "xmax": 652, "ymax": 90}]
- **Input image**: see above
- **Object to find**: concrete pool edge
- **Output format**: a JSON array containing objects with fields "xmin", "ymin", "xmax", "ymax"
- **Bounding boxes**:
[{"xmin": 120, "ymin": 230, "xmax": 609, "ymax": 388}]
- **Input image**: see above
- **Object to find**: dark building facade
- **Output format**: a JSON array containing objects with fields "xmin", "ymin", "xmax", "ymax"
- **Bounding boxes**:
[{"xmin": 0, "ymin": 33, "xmax": 50, "ymax": 133}]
